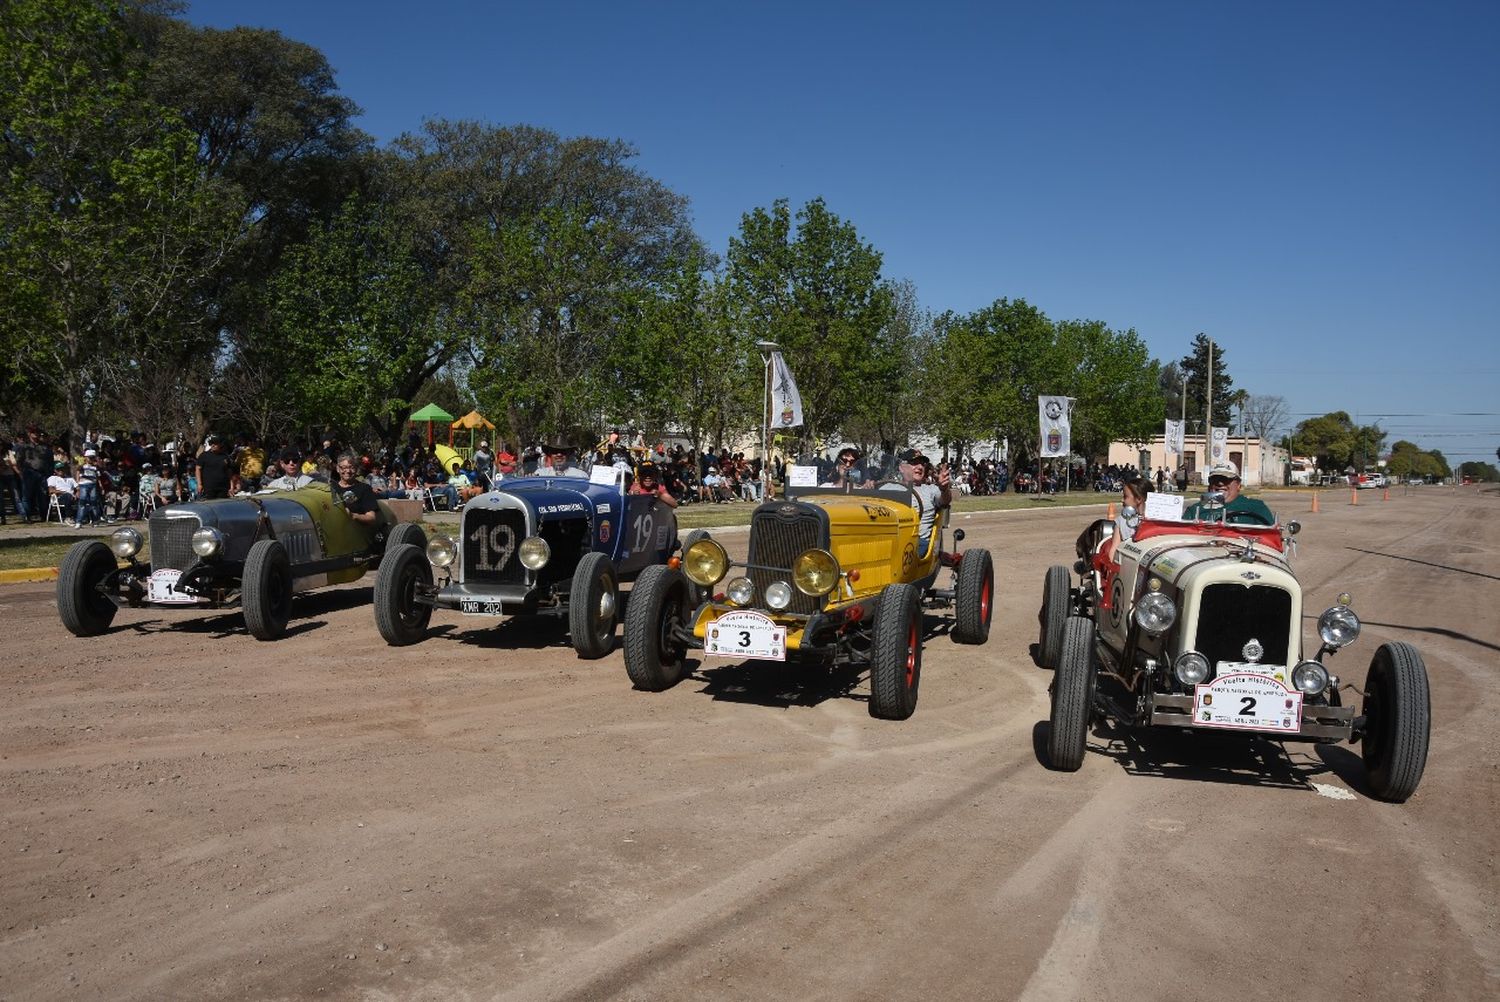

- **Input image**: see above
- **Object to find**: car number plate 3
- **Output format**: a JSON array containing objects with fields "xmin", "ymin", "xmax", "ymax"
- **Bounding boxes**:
[
  {"xmin": 705, "ymin": 610, "xmax": 786, "ymax": 661},
  {"xmin": 1193, "ymin": 672, "xmax": 1303, "ymax": 733},
  {"xmin": 459, "ymin": 599, "xmax": 505, "ymax": 616},
  {"xmin": 146, "ymin": 568, "xmax": 197, "ymax": 604}
]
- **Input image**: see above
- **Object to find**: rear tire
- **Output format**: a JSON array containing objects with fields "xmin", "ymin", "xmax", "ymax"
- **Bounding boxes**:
[
  {"xmin": 374, "ymin": 543, "xmax": 434, "ymax": 646},
  {"xmin": 58, "ymin": 540, "xmax": 118, "ymax": 637},
  {"xmin": 951, "ymin": 548, "xmax": 994, "ymax": 644},
  {"xmin": 242, "ymin": 539, "xmax": 293, "ymax": 641},
  {"xmin": 568, "ymin": 551, "xmax": 618, "ymax": 659},
  {"xmin": 869, "ymin": 583, "xmax": 922, "ymax": 720},
  {"xmin": 383, "ymin": 522, "xmax": 427, "ymax": 565},
  {"xmin": 1361, "ymin": 642, "xmax": 1431, "ymax": 802},
  {"xmin": 1038, "ymin": 565, "xmax": 1071, "ymax": 669},
  {"xmin": 1047, "ymin": 616, "xmax": 1096, "ymax": 770},
  {"xmin": 623, "ymin": 564, "xmax": 689, "ymax": 691}
]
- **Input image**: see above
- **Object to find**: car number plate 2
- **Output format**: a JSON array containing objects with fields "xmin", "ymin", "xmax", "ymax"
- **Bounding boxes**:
[
  {"xmin": 459, "ymin": 599, "xmax": 505, "ymax": 616},
  {"xmin": 147, "ymin": 568, "xmax": 197, "ymax": 604},
  {"xmin": 1193, "ymin": 672, "xmax": 1303, "ymax": 733},
  {"xmin": 705, "ymin": 610, "xmax": 786, "ymax": 661}
]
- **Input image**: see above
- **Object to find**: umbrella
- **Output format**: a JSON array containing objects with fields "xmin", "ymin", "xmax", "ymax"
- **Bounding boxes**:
[{"xmin": 409, "ymin": 403, "xmax": 455, "ymax": 446}]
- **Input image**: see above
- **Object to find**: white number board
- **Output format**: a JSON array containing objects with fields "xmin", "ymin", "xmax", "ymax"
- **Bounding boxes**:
[
  {"xmin": 1193, "ymin": 672, "xmax": 1303, "ymax": 733},
  {"xmin": 787, "ymin": 466, "xmax": 818, "ymax": 487},
  {"xmin": 1143, "ymin": 492, "xmax": 1185, "ymax": 521},
  {"xmin": 705, "ymin": 609, "xmax": 787, "ymax": 661},
  {"xmin": 147, "ymin": 568, "xmax": 197, "ymax": 604}
]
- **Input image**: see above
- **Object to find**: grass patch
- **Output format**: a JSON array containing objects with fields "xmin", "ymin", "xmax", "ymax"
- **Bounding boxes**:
[{"xmin": 0, "ymin": 534, "xmax": 95, "ymax": 571}]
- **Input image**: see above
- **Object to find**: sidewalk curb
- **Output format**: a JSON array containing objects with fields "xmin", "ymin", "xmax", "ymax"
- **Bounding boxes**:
[{"xmin": 0, "ymin": 566, "xmax": 60, "ymax": 584}]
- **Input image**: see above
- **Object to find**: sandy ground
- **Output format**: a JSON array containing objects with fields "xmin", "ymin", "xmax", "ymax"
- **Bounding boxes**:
[{"xmin": 1, "ymin": 487, "xmax": 1496, "ymax": 1001}]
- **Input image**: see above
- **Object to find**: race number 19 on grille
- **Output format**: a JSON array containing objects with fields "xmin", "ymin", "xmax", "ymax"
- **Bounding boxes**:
[{"xmin": 706, "ymin": 610, "xmax": 787, "ymax": 661}]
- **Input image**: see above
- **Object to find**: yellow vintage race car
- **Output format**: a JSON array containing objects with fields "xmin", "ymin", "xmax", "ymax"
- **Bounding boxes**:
[{"xmin": 621, "ymin": 482, "xmax": 994, "ymax": 719}]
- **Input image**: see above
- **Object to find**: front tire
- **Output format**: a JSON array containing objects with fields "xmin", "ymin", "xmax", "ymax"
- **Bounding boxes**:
[
  {"xmin": 1360, "ymin": 642, "xmax": 1431, "ymax": 802},
  {"xmin": 374, "ymin": 543, "xmax": 434, "ymax": 646},
  {"xmin": 1047, "ymin": 616, "xmax": 1096, "ymax": 770},
  {"xmin": 951, "ymin": 548, "xmax": 994, "ymax": 644},
  {"xmin": 58, "ymin": 540, "xmax": 118, "ymax": 637},
  {"xmin": 242, "ymin": 539, "xmax": 292, "ymax": 641},
  {"xmin": 869, "ymin": 582, "xmax": 922, "ymax": 720},
  {"xmin": 568, "ymin": 551, "xmax": 618, "ymax": 659},
  {"xmin": 1038, "ymin": 565, "xmax": 1071, "ymax": 669},
  {"xmin": 383, "ymin": 522, "xmax": 427, "ymax": 565},
  {"xmin": 623, "ymin": 564, "xmax": 690, "ymax": 691}
]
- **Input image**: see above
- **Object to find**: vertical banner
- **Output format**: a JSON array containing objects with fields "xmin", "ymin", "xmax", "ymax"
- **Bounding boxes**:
[
  {"xmin": 1038, "ymin": 396, "xmax": 1072, "ymax": 458},
  {"xmin": 1164, "ymin": 419, "xmax": 1184, "ymax": 455},
  {"xmin": 769, "ymin": 350, "xmax": 804, "ymax": 429},
  {"xmin": 1210, "ymin": 426, "xmax": 1228, "ymax": 464}
]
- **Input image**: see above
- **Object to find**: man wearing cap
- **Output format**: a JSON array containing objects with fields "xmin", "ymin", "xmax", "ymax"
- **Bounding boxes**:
[
  {"xmin": 1184, "ymin": 461, "xmax": 1276, "ymax": 526},
  {"xmin": 541, "ymin": 444, "xmax": 587, "ymax": 478},
  {"xmin": 880, "ymin": 450, "xmax": 952, "ymax": 556},
  {"xmin": 73, "ymin": 452, "xmax": 103, "ymax": 526},
  {"xmin": 472, "ymin": 440, "xmax": 495, "ymax": 489},
  {"xmin": 263, "ymin": 449, "xmax": 314, "ymax": 491}
]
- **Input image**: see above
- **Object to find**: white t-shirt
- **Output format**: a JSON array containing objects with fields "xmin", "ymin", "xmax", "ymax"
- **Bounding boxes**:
[{"xmin": 49, "ymin": 474, "xmax": 77, "ymax": 494}]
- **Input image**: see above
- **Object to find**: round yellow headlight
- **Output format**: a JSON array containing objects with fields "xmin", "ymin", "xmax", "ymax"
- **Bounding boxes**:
[
  {"xmin": 683, "ymin": 538, "xmax": 729, "ymax": 587},
  {"xmin": 792, "ymin": 548, "xmax": 840, "ymax": 597}
]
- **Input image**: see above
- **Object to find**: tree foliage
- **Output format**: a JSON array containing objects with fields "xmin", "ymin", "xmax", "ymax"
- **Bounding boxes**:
[
  {"xmin": 1292, "ymin": 411, "xmax": 1387, "ymax": 471},
  {"xmin": 1179, "ymin": 333, "xmax": 1235, "ymax": 429}
]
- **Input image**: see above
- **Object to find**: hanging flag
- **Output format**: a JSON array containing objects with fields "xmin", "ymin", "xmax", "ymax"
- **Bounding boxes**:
[
  {"xmin": 1165, "ymin": 418, "xmax": 1185, "ymax": 455},
  {"xmin": 768, "ymin": 350, "xmax": 804, "ymax": 429},
  {"xmin": 1210, "ymin": 426, "xmax": 1229, "ymax": 464},
  {"xmin": 1038, "ymin": 396, "xmax": 1073, "ymax": 458}
]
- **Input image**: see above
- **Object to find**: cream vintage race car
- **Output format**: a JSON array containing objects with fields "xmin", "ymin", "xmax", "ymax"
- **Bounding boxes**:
[{"xmin": 1037, "ymin": 495, "xmax": 1430, "ymax": 802}]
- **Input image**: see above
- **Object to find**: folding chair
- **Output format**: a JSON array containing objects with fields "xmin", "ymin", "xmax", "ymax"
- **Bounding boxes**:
[{"xmin": 47, "ymin": 493, "xmax": 67, "ymax": 523}]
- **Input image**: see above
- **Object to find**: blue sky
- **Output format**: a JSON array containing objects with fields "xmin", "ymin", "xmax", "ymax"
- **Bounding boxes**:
[{"xmin": 186, "ymin": 0, "xmax": 1500, "ymax": 465}]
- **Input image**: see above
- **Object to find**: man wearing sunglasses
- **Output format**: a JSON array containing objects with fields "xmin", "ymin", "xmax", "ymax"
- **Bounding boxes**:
[{"xmin": 1184, "ymin": 460, "xmax": 1276, "ymax": 526}]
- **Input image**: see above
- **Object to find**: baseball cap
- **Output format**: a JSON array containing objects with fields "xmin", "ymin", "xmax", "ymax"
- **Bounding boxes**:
[
  {"xmin": 1207, "ymin": 461, "xmax": 1240, "ymax": 481},
  {"xmin": 896, "ymin": 448, "xmax": 925, "ymax": 464},
  {"xmin": 84, "ymin": 449, "xmax": 97, "ymax": 458}
]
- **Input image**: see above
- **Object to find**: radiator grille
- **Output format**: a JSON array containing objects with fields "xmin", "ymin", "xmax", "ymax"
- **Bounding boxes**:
[
  {"xmin": 149, "ymin": 513, "xmax": 200, "ymax": 571},
  {"xmin": 462, "ymin": 508, "xmax": 527, "ymax": 585},
  {"xmin": 1197, "ymin": 583, "xmax": 1292, "ymax": 672},
  {"xmin": 747, "ymin": 506, "xmax": 827, "ymax": 615}
]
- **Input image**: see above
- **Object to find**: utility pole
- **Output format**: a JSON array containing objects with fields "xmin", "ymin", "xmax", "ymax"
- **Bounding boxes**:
[{"xmin": 1205, "ymin": 338, "xmax": 1214, "ymax": 480}]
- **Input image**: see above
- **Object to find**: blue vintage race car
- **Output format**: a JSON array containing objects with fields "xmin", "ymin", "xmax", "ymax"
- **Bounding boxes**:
[{"xmin": 372, "ymin": 466, "xmax": 680, "ymax": 657}]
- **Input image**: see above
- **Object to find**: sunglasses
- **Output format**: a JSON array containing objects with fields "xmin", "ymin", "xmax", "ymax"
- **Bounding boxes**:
[{"xmin": 1208, "ymin": 477, "xmax": 1232, "ymax": 487}]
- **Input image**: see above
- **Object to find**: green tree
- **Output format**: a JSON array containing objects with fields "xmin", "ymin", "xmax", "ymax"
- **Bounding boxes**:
[
  {"xmin": 1293, "ymin": 411, "xmax": 1387, "ymax": 471},
  {"xmin": 1179, "ymin": 333, "xmax": 1235, "ymax": 430},
  {"xmin": 1459, "ymin": 461, "xmax": 1498, "ymax": 482}
]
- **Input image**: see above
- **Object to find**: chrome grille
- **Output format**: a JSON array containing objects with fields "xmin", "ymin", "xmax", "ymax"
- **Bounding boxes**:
[
  {"xmin": 1198, "ymin": 584, "xmax": 1292, "ymax": 672},
  {"xmin": 149, "ymin": 513, "xmax": 200, "ymax": 570},
  {"xmin": 747, "ymin": 505, "xmax": 827, "ymax": 615},
  {"xmin": 462, "ymin": 508, "xmax": 527, "ymax": 585}
]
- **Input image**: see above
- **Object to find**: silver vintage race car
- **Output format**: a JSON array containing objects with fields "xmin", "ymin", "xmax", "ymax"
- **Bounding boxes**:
[{"xmin": 1037, "ymin": 494, "xmax": 1431, "ymax": 802}]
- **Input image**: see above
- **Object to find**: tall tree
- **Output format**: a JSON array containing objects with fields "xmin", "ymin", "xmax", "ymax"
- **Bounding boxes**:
[
  {"xmin": 1240, "ymin": 394, "xmax": 1288, "ymax": 441},
  {"xmin": 1179, "ymin": 333, "xmax": 1235, "ymax": 430}
]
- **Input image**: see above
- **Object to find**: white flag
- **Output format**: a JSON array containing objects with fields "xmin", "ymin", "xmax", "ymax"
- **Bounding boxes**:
[
  {"xmin": 1210, "ymin": 426, "xmax": 1228, "ymax": 464},
  {"xmin": 768, "ymin": 350, "xmax": 803, "ymax": 429},
  {"xmin": 1164, "ymin": 418, "xmax": 1184, "ymax": 455},
  {"xmin": 1038, "ymin": 396, "xmax": 1072, "ymax": 458}
]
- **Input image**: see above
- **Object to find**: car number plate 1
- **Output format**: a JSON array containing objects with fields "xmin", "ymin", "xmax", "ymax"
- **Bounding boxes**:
[
  {"xmin": 1193, "ymin": 672, "xmax": 1303, "ymax": 733},
  {"xmin": 459, "ymin": 599, "xmax": 505, "ymax": 616},
  {"xmin": 147, "ymin": 568, "xmax": 197, "ymax": 604},
  {"xmin": 705, "ymin": 610, "xmax": 786, "ymax": 661}
]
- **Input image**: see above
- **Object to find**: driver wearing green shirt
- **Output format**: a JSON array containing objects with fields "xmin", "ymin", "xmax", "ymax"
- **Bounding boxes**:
[{"xmin": 1184, "ymin": 461, "xmax": 1276, "ymax": 526}]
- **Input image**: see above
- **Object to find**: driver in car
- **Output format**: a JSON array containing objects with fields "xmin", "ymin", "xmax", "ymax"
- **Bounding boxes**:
[
  {"xmin": 879, "ymin": 450, "xmax": 952, "ymax": 557},
  {"xmin": 1183, "ymin": 461, "xmax": 1275, "ymax": 525}
]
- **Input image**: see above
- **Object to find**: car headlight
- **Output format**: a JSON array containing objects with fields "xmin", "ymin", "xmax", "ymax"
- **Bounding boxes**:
[
  {"xmin": 682, "ymin": 538, "xmax": 729, "ymax": 587},
  {"xmin": 426, "ymin": 534, "xmax": 456, "ymax": 568},
  {"xmin": 791, "ymin": 548, "xmax": 840, "ymax": 597},
  {"xmin": 1317, "ymin": 605, "xmax": 1360, "ymax": 648},
  {"xmin": 109, "ymin": 527, "xmax": 143, "ymax": 559},
  {"xmin": 1175, "ymin": 651, "xmax": 1210, "ymax": 686},
  {"xmin": 1133, "ymin": 591, "xmax": 1177, "ymax": 634},
  {"xmin": 1291, "ymin": 660, "xmax": 1330, "ymax": 695},
  {"xmin": 726, "ymin": 576, "xmax": 755, "ymax": 605},
  {"xmin": 765, "ymin": 580, "xmax": 793, "ymax": 610},
  {"xmin": 519, "ymin": 537, "xmax": 550, "ymax": 570},
  {"xmin": 190, "ymin": 527, "xmax": 224, "ymax": 558}
]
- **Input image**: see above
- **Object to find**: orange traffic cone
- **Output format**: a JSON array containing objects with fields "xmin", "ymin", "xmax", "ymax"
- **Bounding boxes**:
[
  {"xmin": 1311, "ymin": 492, "xmax": 1320, "ymax": 513},
  {"xmin": 1107, "ymin": 501, "xmax": 1116, "ymax": 519},
  {"xmin": 1383, "ymin": 488, "xmax": 1390, "ymax": 501},
  {"xmin": 1350, "ymin": 489, "xmax": 1358, "ymax": 506}
]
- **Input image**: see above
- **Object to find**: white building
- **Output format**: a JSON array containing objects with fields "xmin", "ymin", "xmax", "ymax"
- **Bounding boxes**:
[{"xmin": 1106, "ymin": 435, "xmax": 1286, "ymax": 488}]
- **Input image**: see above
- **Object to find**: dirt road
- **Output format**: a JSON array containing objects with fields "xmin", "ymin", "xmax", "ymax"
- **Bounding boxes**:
[{"xmin": 2, "ymin": 488, "xmax": 1496, "ymax": 1000}]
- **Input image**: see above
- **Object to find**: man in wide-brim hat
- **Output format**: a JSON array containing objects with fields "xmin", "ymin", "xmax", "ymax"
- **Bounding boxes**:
[{"xmin": 540, "ymin": 443, "xmax": 587, "ymax": 479}]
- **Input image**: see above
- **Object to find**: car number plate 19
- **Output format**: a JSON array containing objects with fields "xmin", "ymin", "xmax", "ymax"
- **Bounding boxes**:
[
  {"xmin": 1193, "ymin": 672, "xmax": 1303, "ymax": 733},
  {"xmin": 147, "ymin": 568, "xmax": 197, "ymax": 604},
  {"xmin": 459, "ymin": 599, "xmax": 505, "ymax": 616},
  {"xmin": 705, "ymin": 610, "xmax": 786, "ymax": 661}
]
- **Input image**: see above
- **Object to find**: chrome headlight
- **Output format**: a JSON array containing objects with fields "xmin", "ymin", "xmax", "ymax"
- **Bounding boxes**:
[
  {"xmin": 518, "ymin": 536, "xmax": 550, "ymax": 570},
  {"xmin": 726, "ymin": 576, "xmax": 755, "ymax": 605},
  {"xmin": 765, "ymin": 580, "xmax": 793, "ymax": 610},
  {"xmin": 109, "ymin": 526, "xmax": 143, "ymax": 559},
  {"xmin": 1175, "ymin": 651, "xmax": 1210, "ymax": 686},
  {"xmin": 426, "ymin": 534, "xmax": 456, "ymax": 568},
  {"xmin": 1291, "ymin": 660, "xmax": 1330, "ymax": 695},
  {"xmin": 791, "ymin": 548, "xmax": 840, "ymax": 597},
  {"xmin": 682, "ymin": 538, "xmax": 729, "ymax": 587},
  {"xmin": 1133, "ymin": 591, "xmax": 1177, "ymax": 634},
  {"xmin": 1317, "ymin": 605, "xmax": 1360, "ymax": 648},
  {"xmin": 190, "ymin": 527, "xmax": 224, "ymax": 558}
]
